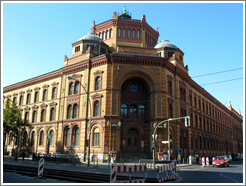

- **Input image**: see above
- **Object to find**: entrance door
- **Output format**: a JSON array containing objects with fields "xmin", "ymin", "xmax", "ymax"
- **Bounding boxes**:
[{"xmin": 127, "ymin": 128, "xmax": 139, "ymax": 152}]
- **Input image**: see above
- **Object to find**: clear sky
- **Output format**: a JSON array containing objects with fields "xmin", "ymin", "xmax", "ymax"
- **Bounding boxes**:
[{"xmin": 2, "ymin": 1, "xmax": 244, "ymax": 116}]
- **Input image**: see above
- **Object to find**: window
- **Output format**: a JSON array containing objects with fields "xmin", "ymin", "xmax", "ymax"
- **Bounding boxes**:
[
  {"xmin": 75, "ymin": 45, "xmax": 80, "ymax": 52},
  {"xmin": 106, "ymin": 30, "xmax": 109, "ymax": 39},
  {"xmin": 93, "ymin": 128, "xmax": 99, "ymax": 146},
  {"xmin": 26, "ymin": 94, "xmax": 30, "ymax": 104},
  {"xmin": 129, "ymin": 84, "xmax": 138, "ymax": 92},
  {"xmin": 95, "ymin": 76, "xmax": 101, "ymax": 90},
  {"xmin": 67, "ymin": 105, "xmax": 72, "ymax": 119},
  {"xmin": 39, "ymin": 131, "xmax": 44, "ymax": 146},
  {"xmin": 110, "ymin": 29, "xmax": 113, "ymax": 38},
  {"xmin": 52, "ymin": 87, "xmax": 57, "ymax": 99},
  {"xmin": 19, "ymin": 96, "xmax": 23, "ymax": 106},
  {"xmin": 168, "ymin": 81, "xmax": 172, "ymax": 95},
  {"xmin": 75, "ymin": 128, "xmax": 80, "ymax": 146},
  {"xmin": 32, "ymin": 111, "xmax": 37, "ymax": 123},
  {"xmin": 191, "ymin": 134, "xmax": 193, "ymax": 149},
  {"xmin": 43, "ymin": 90, "xmax": 47, "ymax": 101},
  {"xmin": 75, "ymin": 82, "xmax": 80, "ymax": 94},
  {"xmin": 130, "ymin": 104, "xmax": 137, "ymax": 119},
  {"xmin": 49, "ymin": 130, "xmax": 54, "ymax": 146},
  {"xmin": 138, "ymin": 105, "xmax": 145, "ymax": 119},
  {"xmin": 25, "ymin": 112, "xmax": 29, "ymax": 121},
  {"xmin": 121, "ymin": 104, "xmax": 128, "ymax": 118},
  {"xmin": 73, "ymin": 104, "xmax": 78, "ymax": 118},
  {"xmin": 65, "ymin": 128, "xmax": 70, "ymax": 146},
  {"xmin": 137, "ymin": 30, "xmax": 140, "ymax": 39},
  {"xmin": 118, "ymin": 28, "xmax": 121, "ymax": 37},
  {"xmin": 94, "ymin": 101, "xmax": 100, "ymax": 117},
  {"xmin": 13, "ymin": 97, "xmax": 16, "ymax": 103},
  {"xmin": 8, "ymin": 136, "xmax": 12, "ymax": 146},
  {"xmin": 168, "ymin": 52, "xmax": 175, "ymax": 58},
  {"xmin": 103, "ymin": 31, "xmax": 105, "ymax": 40},
  {"xmin": 69, "ymin": 82, "xmax": 74, "ymax": 95},
  {"xmin": 41, "ymin": 109, "xmax": 45, "ymax": 122},
  {"xmin": 50, "ymin": 107, "xmax": 55, "ymax": 121},
  {"xmin": 128, "ymin": 29, "xmax": 131, "ymax": 38},
  {"xmin": 31, "ymin": 131, "xmax": 35, "ymax": 146},
  {"xmin": 34, "ymin": 92, "xmax": 39, "ymax": 103},
  {"xmin": 123, "ymin": 29, "xmax": 126, "ymax": 37},
  {"xmin": 169, "ymin": 104, "xmax": 173, "ymax": 118},
  {"xmin": 132, "ymin": 29, "xmax": 135, "ymax": 38}
]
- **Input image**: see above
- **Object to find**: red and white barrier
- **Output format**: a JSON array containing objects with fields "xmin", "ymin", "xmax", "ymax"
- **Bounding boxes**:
[
  {"xmin": 206, "ymin": 157, "xmax": 209, "ymax": 166},
  {"xmin": 199, "ymin": 157, "xmax": 202, "ymax": 164},
  {"xmin": 38, "ymin": 158, "xmax": 44, "ymax": 177},
  {"xmin": 157, "ymin": 161, "xmax": 177, "ymax": 182},
  {"xmin": 202, "ymin": 157, "xmax": 205, "ymax": 167},
  {"xmin": 110, "ymin": 164, "xmax": 147, "ymax": 183}
]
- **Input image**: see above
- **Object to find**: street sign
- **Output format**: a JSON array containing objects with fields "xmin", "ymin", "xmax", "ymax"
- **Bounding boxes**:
[
  {"xmin": 162, "ymin": 141, "xmax": 169, "ymax": 144},
  {"xmin": 47, "ymin": 134, "xmax": 52, "ymax": 140}
]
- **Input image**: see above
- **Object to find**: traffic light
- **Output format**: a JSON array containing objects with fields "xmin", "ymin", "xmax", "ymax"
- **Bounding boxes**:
[
  {"xmin": 185, "ymin": 116, "xmax": 190, "ymax": 127},
  {"xmin": 152, "ymin": 141, "xmax": 157, "ymax": 149}
]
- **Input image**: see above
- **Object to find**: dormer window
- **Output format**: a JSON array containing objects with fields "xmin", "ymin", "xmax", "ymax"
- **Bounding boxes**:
[
  {"xmin": 168, "ymin": 52, "xmax": 175, "ymax": 58},
  {"xmin": 75, "ymin": 46, "xmax": 80, "ymax": 52}
]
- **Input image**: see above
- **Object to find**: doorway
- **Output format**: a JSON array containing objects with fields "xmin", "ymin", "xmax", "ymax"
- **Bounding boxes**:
[{"xmin": 127, "ymin": 128, "xmax": 139, "ymax": 152}]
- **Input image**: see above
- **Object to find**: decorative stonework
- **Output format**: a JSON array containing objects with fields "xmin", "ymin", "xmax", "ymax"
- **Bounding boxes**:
[
  {"xmin": 24, "ymin": 106, "xmax": 31, "ymax": 111},
  {"xmin": 42, "ymin": 84, "xmax": 49, "ymax": 89},
  {"xmin": 26, "ymin": 89, "xmax": 32, "ymax": 93},
  {"xmin": 19, "ymin": 91, "xmax": 25, "ymax": 95},
  {"xmin": 34, "ymin": 87, "xmax": 41, "ymax": 91},
  {"xmin": 32, "ymin": 105, "xmax": 39, "ymax": 110},
  {"xmin": 91, "ymin": 93, "xmax": 103, "ymax": 99},
  {"xmin": 49, "ymin": 101, "xmax": 58, "ymax": 107},
  {"xmin": 149, "ymin": 67, "xmax": 160, "ymax": 77},
  {"xmin": 40, "ymin": 103, "xmax": 48, "ymax": 109},
  {"xmin": 93, "ymin": 70, "xmax": 104, "ymax": 75},
  {"xmin": 51, "ymin": 82, "xmax": 59, "ymax": 86}
]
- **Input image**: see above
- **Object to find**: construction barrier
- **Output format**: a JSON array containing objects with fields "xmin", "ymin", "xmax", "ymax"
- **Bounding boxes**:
[
  {"xmin": 38, "ymin": 158, "xmax": 44, "ymax": 177},
  {"xmin": 202, "ymin": 157, "xmax": 205, "ymax": 167},
  {"xmin": 206, "ymin": 157, "xmax": 209, "ymax": 166},
  {"xmin": 110, "ymin": 163, "xmax": 147, "ymax": 183},
  {"xmin": 156, "ymin": 161, "xmax": 177, "ymax": 182},
  {"xmin": 199, "ymin": 157, "xmax": 202, "ymax": 164}
]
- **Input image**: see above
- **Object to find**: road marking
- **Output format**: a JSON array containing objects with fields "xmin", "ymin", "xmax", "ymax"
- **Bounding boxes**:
[
  {"xmin": 173, "ymin": 171, "xmax": 182, "ymax": 182},
  {"xmin": 220, "ymin": 173, "xmax": 239, "ymax": 183}
]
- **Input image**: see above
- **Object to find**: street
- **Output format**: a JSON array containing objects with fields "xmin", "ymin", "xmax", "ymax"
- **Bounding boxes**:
[{"xmin": 172, "ymin": 160, "xmax": 243, "ymax": 183}]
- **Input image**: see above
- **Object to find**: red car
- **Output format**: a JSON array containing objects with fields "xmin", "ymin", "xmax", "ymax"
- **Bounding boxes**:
[{"xmin": 212, "ymin": 156, "xmax": 229, "ymax": 167}]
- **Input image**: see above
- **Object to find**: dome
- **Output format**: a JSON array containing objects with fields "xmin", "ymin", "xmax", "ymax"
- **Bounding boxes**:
[
  {"xmin": 78, "ymin": 33, "xmax": 103, "ymax": 42},
  {"xmin": 154, "ymin": 40, "xmax": 177, "ymax": 49}
]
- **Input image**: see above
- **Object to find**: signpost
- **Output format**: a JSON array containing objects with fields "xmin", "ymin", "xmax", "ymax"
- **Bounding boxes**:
[{"xmin": 46, "ymin": 134, "xmax": 52, "ymax": 155}]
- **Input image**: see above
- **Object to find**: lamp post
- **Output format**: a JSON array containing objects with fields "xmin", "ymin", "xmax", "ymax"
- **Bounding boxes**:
[
  {"xmin": 152, "ymin": 116, "xmax": 190, "ymax": 168},
  {"xmin": 3, "ymin": 95, "xmax": 22, "ymax": 161},
  {"xmin": 66, "ymin": 75, "xmax": 92, "ymax": 166}
]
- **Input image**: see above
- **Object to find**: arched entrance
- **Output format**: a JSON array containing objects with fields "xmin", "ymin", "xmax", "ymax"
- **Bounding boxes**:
[{"xmin": 127, "ymin": 128, "xmax": 139, "ymax": 152}]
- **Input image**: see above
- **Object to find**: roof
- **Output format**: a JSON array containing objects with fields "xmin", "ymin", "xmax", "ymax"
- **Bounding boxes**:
[
  {"xmin": 78, "ymin": 33, "xmax": 103, "ymax": 42},
  {"xmin": 154, "ymin": 40, "xmax": 177, "ymax": 49}
]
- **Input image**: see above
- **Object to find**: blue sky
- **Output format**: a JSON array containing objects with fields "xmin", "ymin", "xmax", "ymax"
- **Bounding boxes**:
[{"xmin": 2, "ymin": 2, "xmax": 244, "ymax": 116}]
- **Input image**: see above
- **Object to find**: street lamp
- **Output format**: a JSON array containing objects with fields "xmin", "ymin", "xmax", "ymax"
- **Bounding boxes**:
[
  {"xmin": 66, "ymin": 75, "xmax": 92, "ymax": 166},
  {"xmin": 152, "ymin": 116, "xmax": 190, "ymax": 168},
  {"xmin": 3, "ymin": 95, "xmax": 22, "ymax": 161}
]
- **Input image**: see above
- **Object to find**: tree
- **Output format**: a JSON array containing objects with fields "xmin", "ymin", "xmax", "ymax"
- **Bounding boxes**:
[{"xmin": 3, "ymin": 99, "xmax": 32, "ymax": 160}]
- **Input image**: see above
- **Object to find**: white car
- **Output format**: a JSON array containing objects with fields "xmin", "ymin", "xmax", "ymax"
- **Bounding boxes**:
[{"xmin": 224, "ymin": 155, "xmax": 232, "ymax": 162}]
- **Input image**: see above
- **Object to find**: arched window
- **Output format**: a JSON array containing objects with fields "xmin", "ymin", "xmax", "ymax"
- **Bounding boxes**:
[
  {"xmin": 121, "ymin": 104, "xmax": 128, "ymax": 118},
  {"xmin": 49, "ymin": 130, "xmax": 54, "ymax": 146},
  {"xmin": 94, "ymin": 101, "xmax": 100, "ymax": 117},
  {"xmin": 95, "ymin": 76, "xmax": 101, "ymax": 90},
  {"xmin": 31, "ymin": 131, "xmax": 35, "ymax": 146},
  {"xmin": 69, "ymin": 82, "xmax": 74, "ymax": 95},
  {"xmin": 52, "ymin": 87, "xmax": 57, "ymax": 99},
  {"xmin": 34, "ymin": 92, "xmax": 39, "ymax": 103},
  {"xmin": 123, "ymin": 28, "xmax": 126, "ymax": 37},
  {"xmin": 138, "ymin": 105, "xmax": 145, "ymax": 119},
  {"xmin": 23, "ymin": 131, "xmax": 27, "ymax": 146},
  {"xmin": 110, "ymin": 29, "xmax": 113, "ymax": 38},
  {"xmin": 67, "ymin": 105, "xmax": 72, "ymax": 119},
  {"xmin": 41, "ymin": 109, "xmax": 45, "ymax": 122},
  {"xmin": 32, "ymin": 111, "xmax": 37, "ymax": 123},
  {"xmin": 191, "ymin": 134, "xmax": 193, "ymax": 149},
  {"xmin": 43, "ymin": 90, "xmax": 47, "ymax": 101},
  {"xmin": 13, "ymin": 97, "xmax": 16, "ymax": 103},
  {"xmin": 128, "ymin": 29, "xmax": 131, "ymax": 38},
  {"xmin": 103, "ymin": 31, "xmax": 105, "ymax": 40},
  {"xmin": 130, "ymin": 104, "xmax": 137, "ymax": 119},
  {"xmin": 19, "ymin": 96, "xmax": 23, "ymax": 106},
  {"xmin": 75, "ymin": 82, "xmax": 80, "ymax": 94},
  {"xmin": 75, "ymin": 128, "xmax": 80, "ymax": 146},
  {"xmin": 39, "ymin": 131, "xmax": 44, "ymax": 146},
  {"xmin": 106, "ymin": 30, "xmax": 109, "ymax": 39},
  {"xmin": 137, "ymin": 30, "xmax": 140, "ymax": 39},
  {"xmin": 8, "ymin": 136, "xmax": 12, "ymax": 146},
  {"xmin": 73, "ymin": 104, "xmax": 78, "ymax": 118},
  {"xmin": 65, "ymin": 128, "xmax": 70, "ymax": 146},
  {"xmin": 93, "ymin": 128, "xmax": 99, "ymax": 146},
  {"xmin": 118, "ymin": 28, "xmax": 121, "ymax": 37},
  {"xmin": 25, "ymin": 112, "xmax": 29, "ymax": 121},
  {"xmin": 26, "ymin": 94, "xmax": 30, "ymax": 104},
  {"xmin": 132, "ymin": 29, "xmax": 135, "ymax": 38},
  {"xmin": 50, "ymin": 107, "xmax": 55, "ymax": 121}
]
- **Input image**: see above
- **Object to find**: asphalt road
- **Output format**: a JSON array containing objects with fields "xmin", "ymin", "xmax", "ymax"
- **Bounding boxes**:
[{"xmin": 171, "ymin": 160, "xmax": 244, "ymax": 183}]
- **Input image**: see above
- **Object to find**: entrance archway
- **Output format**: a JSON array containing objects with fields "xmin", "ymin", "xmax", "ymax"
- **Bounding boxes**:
[{"xmin": 127, "ymin": 128, "xmax": 139, "ymax": 152}]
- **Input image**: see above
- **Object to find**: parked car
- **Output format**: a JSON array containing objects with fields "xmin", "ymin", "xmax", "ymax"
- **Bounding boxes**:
[
  {"xmin": 224, "ymin": 155, "xmax": 232, "ymax": 162},
  {"xmin": 212, "ymin": 156, "xmax": 229, "ymax": 167},
  {"xmin": 232, "ymin": 153, "xmax": 240, "ymax": 160}
]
